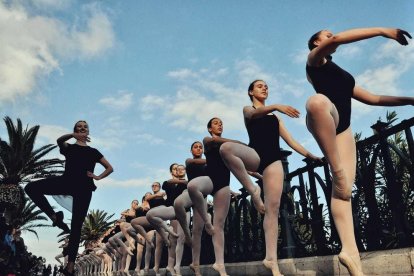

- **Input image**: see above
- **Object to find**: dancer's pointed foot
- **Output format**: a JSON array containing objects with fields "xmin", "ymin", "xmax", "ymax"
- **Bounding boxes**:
[
  {"xmin": 205, "ymin": 213, "xmax": 214, "ymax": 235},
  {"xmin": 159, "ymin": 229, "xmax": 171, "ymax": 247},
  {"xmin": 127, "ymin": 237, "xmax": 136, "ymax": 250},
  {"xmin": 126, "ymin": 246, "xmax": 134, "ymax": 256},
  {"xmin": 161, "ymin": 222, "xmax": 179, "ymax": 238},
  {"xmin": 212, "ymin": 263, "xmax": 228, "ymax": 276},
  {"xmin": 166, "ymin": 266, "xmax": 176, "ymax": 275},
  {"xmin": 136, "ymin": 235, "xmax": 145, "ymax": 246},
  {"xmin": 184, "ymin": 234, "xmax": 192, "ymax": 247},
  {"xmin": 52, "ymin": 211, "xmax": 70, "ymax": 233},
  {"xmin": 338, "ymin": 251, "xmax": 364, "ymax": 276},
  {"xmin": 174, "ymin": 265, "xmax": 182, "ymax": 276},
  {"xmin": 144, "ymin": 234, "xmax": 154, "ymax": 248},
  {"xmin": 332, "ymin": 169, "xmax": 352, "ymax": 200},
  {"xmin": 252, "ymin": 185, "xmax": 265, "ymax": 214},
  {"xmin": 262, "ymin": 259, "xmax": 283, "ymax": 276},
  {"xmin": 190, "ymin": 263, "xmax": 202, "ymax": 276},
  {"xmin": 138, "ymin": 268, "xmax": 149, "ymax": 275}
]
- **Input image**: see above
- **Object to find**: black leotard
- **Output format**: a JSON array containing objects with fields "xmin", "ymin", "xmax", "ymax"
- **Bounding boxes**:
[
  {"xmin": 205, "ymin": 143, "xmax": 230, "ymax": 195},
  {"xmin": 186, "ymin": 161, "xmax": 206, "ymax": 181},
  {"xmin": 247, "ymin": 111, "xmax": 281, "ymax": 174},
  {"xmin": 306, "ymin": 59, "xmax": 355, "ymax": 134},
  {"xmin": 162, "ymin": 180, "xmax": 187, "ymax": 207},
  {"xmin": 148, "ymin": 195, "xmax": 165, "ymax": 209},
  {"xmin": 135, "ymin": 207, "xmax": 148, "ymax": 217}
]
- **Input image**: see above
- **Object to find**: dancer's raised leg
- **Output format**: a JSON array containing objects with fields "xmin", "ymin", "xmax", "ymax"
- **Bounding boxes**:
[
  {"xmin": 187, "ymin": 176, "xmax": 214, "ymax": 234},
  {"xmin": 219, "ymin": 142, "xmax": 265, "ymax": 214},
  {"xmin": 174, "ymin": 191, "xmax": 194, "ymax": 245}
]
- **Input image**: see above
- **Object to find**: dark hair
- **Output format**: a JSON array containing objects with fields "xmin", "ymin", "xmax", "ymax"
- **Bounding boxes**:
[
  {"xmin": 73, "ymin": 120, "xmax": 88, "ymax": 132},
  {"xmin": 207, "ymin": 117, "xmax": 221, "ymax": 134},
  {"xmin": 308, "ymin": 30, "xmax": 333, "ymax": 60},
  {"xmin": 247, "ymin": 80, "xmax": 263, "ymax": 101},
  {"xmin": 190, "ymin": 141, "xmax": 202, "ymax": 150},
  {"xmin": 169, "ymin": 163, "xmax": 178, "ymax": 172},
  {"xmin": 142, "ymin": 192, "xmax": 151, "ymax": 202},
  {"xmin": 308, "ymin": 31, "xmax": 323, "ymax": 50}
]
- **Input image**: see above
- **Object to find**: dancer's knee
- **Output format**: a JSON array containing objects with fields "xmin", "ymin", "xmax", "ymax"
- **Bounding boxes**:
[
  {"xmin": 187, "ymin": 183, "xmax": 200, "ymax": 196},
  {"xmin": 219, "ymin": 142, "xmax": 234, "ymax": 159},
  {"xmin": 306, "ymin": 94, "xmax": 330, "ymax": 114}
]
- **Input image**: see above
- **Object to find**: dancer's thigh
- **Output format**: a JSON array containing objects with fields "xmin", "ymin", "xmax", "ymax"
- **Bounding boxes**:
[
  {"xmin": 188, "ymin": 176, "xmax": 213, "ymax": 195},
  {"xmin": 147, "ymin": 206, "xmax": 175, "ymax": 221},
  {"xmin": 220, "ymin": 142, "xmax": 260, "ymax": 172},
  {"xmin": 174, "ymin": 190, "xmax": 192, "ymax": 209}
]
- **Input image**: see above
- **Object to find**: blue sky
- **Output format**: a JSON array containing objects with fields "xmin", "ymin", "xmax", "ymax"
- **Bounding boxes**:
[{"xmin": 1, "ymin": 0, "xmax": 413, "ymax": 265}]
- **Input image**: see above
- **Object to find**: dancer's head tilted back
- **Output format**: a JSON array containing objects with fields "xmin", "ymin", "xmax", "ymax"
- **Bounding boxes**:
[
  {"xmin": 247, "ymin": 80, "xmax": 265, "ymax": 101},
  {"xmin": 207, "ymin": 117, "xmax": 222, "ymax": 136},
  {"xmin": 248, "ymin": 80, "xmax": 268, "ymax": 104}
]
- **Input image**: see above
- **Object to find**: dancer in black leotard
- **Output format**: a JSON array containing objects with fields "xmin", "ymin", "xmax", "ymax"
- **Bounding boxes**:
[
  {"xmin": 146, "ymin": 163, "xmax": 187, "ymax": 275},
  {"xmin": 305, "ymin": 27, "xmax": 413, "ymax": 276},
  {"xmin": 187, "ymin": 117, "xmax": 245, "ymax": 276},
  {"xmin": 219, "ymin": 82, "xmax": 319, "ymax": 276},
  {"xmin": 24, "ymin": 120, "xmax": 113, "ymax": 276},
  {"xmin": 173, "ymin": 141, "xmax": 206, "ymax": 276},
  {"xmin": 128, "ymin": 182, "xmax": 166, "ymax": 274}
]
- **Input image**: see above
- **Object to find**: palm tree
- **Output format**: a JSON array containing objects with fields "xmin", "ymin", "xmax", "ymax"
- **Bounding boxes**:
[
  {"xmin": 81, "ymin": 209, "xmax": 116, "ymax": 249},
  {"xmin": 9, "ymin": 196, "xmax": 51, "ymax": 239},
  {"xmin": 0, "ymin": 116, "xmax": 63, "ymax": 222}
]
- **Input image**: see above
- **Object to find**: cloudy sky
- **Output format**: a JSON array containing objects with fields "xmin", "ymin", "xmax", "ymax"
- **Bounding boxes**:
[{"xmin": 1, "ymin": 0, "xmax": 413, "ymax": 265}]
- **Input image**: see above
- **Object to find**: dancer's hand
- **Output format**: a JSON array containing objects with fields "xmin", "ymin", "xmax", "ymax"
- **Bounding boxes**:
[
  {"xmin": 275, "ymin": 104, "xmax": 300, "ymax": 118},
  {"xmin": 73, "ymin": 132, "xmax": 90, "ymax": 142},
  {"xmin": 87, "ymin": 171, "xmax": 100, "ymax": 180},
  {"xmin": 307, "ymin": 153, "xmax": 324, "ymax": 164},
  {"xmin": 383, "ymin": 28, "xmax": 412, "ymax": 45}
]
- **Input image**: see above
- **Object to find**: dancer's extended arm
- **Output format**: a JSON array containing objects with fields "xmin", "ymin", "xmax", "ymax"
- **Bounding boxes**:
[
  {"xmin": 243, "ymin": 105, "xmax": 299, "ymax": 121},
  {"xmin": 278, "ymin": 116, "xmax": 321, "ymax": 161},
  {"xmin": 353, "ymin": 86, "xmax": 414, "ymax": 106},
  {"xmin": 308, "ymin": 28, "xmax": 411, "ymax": 65}
]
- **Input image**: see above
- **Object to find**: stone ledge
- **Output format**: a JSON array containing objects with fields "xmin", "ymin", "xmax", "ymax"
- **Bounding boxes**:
[{"xmin": 83, "ymin": 247, "xmax": 414, "ymax": 275}]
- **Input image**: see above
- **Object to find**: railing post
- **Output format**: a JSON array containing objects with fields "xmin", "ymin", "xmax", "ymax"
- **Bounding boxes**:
[
  {"xmin": 404, "ymin": 125, "xmax": 414, "ymax": 165},
  {"xmin": 280, "ymin": 149, "xmax": 296, "ymax": 258},
  {"xmin": 371, "ymin": 120, "xmax": 408, "ymax": 246}
]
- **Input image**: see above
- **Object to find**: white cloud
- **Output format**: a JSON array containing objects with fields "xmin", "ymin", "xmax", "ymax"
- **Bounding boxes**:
[
  {"xmin": 135, "ymin": 133, "xmax": 165, "ymax": 145},
  {"xmin": 0, "ymin": 2, "xmax": 115, "ymax": 102},
  {"xmin": 138, "ymin": 59, "xmax": 307, "ymax": 133},
  {"xmin": 99, "ymin": 91, "xmax": 133, "ymax": 111},
  {"xmin": 167, "ymin": 68, "xmax": 198, "ymax": 80},
  {"xmin": 337, "ymin": 44, "xmax": 362, "ymax": 58},
  {"xmin": 99, "ymin": 171, "xmax": 170, "ymax": 188},
  {"xmin": 356, "ymin": 64, "xmax": 401, "ymax": 96},
  {"xmin": 138, "ymin": 95, "xmax": 169, "ymax": 120},
  {"xmin": 31, "ymin": 0, "xmax": 72, "ymax": 10},
  {"xmin": 292, "ymin": 48, "xmax": 308, "ymax": 64}
]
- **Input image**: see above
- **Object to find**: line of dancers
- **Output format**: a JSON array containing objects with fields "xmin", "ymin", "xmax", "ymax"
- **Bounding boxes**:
[{"xmin": 24, "ymin": 27, "xmax": 414, "ymax": 276}]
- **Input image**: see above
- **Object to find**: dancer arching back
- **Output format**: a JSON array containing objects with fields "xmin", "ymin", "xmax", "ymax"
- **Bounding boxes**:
[{"xmin": 305, "ymin": 27, "xmax": 412, "ymax": 276}]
